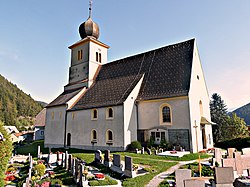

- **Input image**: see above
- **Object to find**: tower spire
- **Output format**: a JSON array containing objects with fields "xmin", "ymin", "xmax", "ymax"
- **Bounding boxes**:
[{"xmin": 89, "ymin": 0, "xmax": 92, "ymax": 18}]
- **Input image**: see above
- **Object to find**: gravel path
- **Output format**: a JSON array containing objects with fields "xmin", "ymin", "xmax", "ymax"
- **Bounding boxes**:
[{"xmin": 145, "ymin": 160, "xmax": 198, "ymax": 187}]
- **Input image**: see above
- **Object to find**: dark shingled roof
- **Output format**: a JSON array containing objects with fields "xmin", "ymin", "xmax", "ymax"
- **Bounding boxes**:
[
  {"xmin": 72, "ymin": 39, "xmax": 195, "ymax": 110},
  {"xmin": 46, "ymin": 87, "xmax": 83, "ymax": 108}
]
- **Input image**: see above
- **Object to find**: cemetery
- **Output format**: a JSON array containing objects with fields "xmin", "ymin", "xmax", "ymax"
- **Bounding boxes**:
[{"xmin": 7, "ymin": 141, "xmax": 250, "ymax": 187}]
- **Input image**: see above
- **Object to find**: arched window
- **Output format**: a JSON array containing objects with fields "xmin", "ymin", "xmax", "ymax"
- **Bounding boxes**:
[
  {"xmin": 162, "ymin": 106, "xmax": 171, "ymax": 123},
  {"xmin": 159, "ymin": 104, "xmax": 172, "ymax": 125},
  {"xmin": 92, "ymin": 109, "xmax": 98, "ymax": 120},
  {"xmin": 106, "ymin": 130, "xmax": 113, "ymax": 143},
  {"xmin": 199, "ymin": 100, "xmax": 203, "ymax": 116},
  {"xmin": 106, "ymin": 108, "xmax": 114, "ymax": 119},
  {"xmin": 91, "ymin": 129, "xmax": 97, "ymax": 142}
]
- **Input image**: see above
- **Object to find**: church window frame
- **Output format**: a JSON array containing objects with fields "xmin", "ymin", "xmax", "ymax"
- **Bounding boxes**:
[
  {"xmin": 91, "ymin": 129, "xmax": 97, "ymax": 143},
  {"xmin": 159, "ymin": 103, "xmax": 172, "ymax": 125},
  {"xmin": 99, "ymin": 53, "xmax": 102, "ymax": 63},
  {"xmin": 78, "ymin": 49, "xmax": 83, "ymax": 61},
  {"xmin": 52, "ymin": 111, "xmax": 54, "ymax": 120},
  {"xmin": 199, "ymin": 100, "xmax": 203, "ymax": 116},
  {"xmin": 106, "ymin": 129, "xmax": 113, "ymax": 144},
  {"xmin": 72, "ymin": 112, "xmax": 76, "ymax": 120},
  {"xmin": 91, "ymin": 109, "xmax": 98, "ymax": 120},
  {"xmin": 96, "ymin": 52, "xmax": 98, "ymax": 62},
  {"xmin": 106, "ymin": 107, "xmax": 114, "ymax": 120}
]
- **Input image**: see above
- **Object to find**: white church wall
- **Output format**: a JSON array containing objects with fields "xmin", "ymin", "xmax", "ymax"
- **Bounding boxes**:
[
  {"xmin": 188, "ymin": 41, "xmax": 213, "ymax": 153},
  {"xmin": 138, "ymin": 97, "xmax": 191, "ymax": 131},
  {"xmin": 44, "ymin": 106, "xmax": 67, "ymax": 148},
  {"xmin": 66, "ymin": 105, "xmax": 125, "ymax": 151},
  {"xmin": 123, "ymin": 76, "xmax": 144, "ymax": 148}
]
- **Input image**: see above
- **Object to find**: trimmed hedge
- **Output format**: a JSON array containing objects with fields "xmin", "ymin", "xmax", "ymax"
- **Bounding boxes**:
[{"xmin": 215, "ymin": 137, "xmax": 250, "ymax": 151}]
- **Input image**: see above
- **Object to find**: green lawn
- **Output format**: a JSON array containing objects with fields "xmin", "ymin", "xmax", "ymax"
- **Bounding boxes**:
[{"xmin": 115, "ymin": 151, "xmax": 211, "ymax": 161}]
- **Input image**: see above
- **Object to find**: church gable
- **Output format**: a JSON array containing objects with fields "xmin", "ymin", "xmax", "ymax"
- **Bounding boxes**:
[{"xmin": 72, "ymin": 39, "xmax": 195, "ymax": 110}]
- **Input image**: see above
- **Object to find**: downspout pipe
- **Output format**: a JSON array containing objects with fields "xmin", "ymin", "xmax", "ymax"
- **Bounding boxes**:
[{"xmin": 64, "ymin": 104, "xmax": 68, "ymax": 147}]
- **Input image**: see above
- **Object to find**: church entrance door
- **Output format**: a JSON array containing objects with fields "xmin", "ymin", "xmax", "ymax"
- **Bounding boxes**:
[{"xmin": 201, "ymin": 127, "xmax": 207, "ymax": 149}]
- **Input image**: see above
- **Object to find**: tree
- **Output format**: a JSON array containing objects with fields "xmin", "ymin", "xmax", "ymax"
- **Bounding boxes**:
[
  {"xmin": 210, "ymin": 93, "xmax": 228, "ymax": 143},
  {"xmin": 0, "ymin": 120, "xmax": 13, "ymax": 186},
  {"xmin": 223, "ymin": 113, "xmax": 249, "ymax": 140}
]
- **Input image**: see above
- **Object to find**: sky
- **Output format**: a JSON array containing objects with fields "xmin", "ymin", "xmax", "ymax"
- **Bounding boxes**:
[{"xmin": 0, "ymin": 1, "xmax": 250, "ymax": 111}]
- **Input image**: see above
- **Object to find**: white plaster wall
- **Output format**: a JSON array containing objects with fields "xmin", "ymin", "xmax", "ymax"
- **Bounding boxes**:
[
  {"xmin": 88, "ymin": 42, "xmax": 108, "ymax": 87},
  {"xmin": 44, "ymin": 106, "xmax": 67, "ymax": 148},
  {"xmin": 66, "ymin": 105, "xmax": 125, "ymax": 151},
  {"xmin": 188, "ymin": 40, "xmax": 213, "ymax": 152},
  {"xmin": 123, "ymin": 76, "xmax": 144, "ymax": 147},
  {"xmin": 67, "ymin": 87, "xmax": 86, "ymax": 109},
  {"xmin": 138, "ymin": 97, "xmax": 191, "ymax": 130}
]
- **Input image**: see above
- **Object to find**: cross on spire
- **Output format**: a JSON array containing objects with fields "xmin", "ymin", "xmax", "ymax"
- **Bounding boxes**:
[{"xmin": 89, "ymin": 0, "xmax": 92, "ymax": 18}]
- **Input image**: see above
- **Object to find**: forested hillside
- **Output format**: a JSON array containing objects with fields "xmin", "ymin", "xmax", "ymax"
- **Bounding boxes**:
[
  {"xmin": 0, "ymin": 74, "xmax": 43, "ymax": 129},
  {"xmin": 233, "ymin": 103, "xmax": 250, "ymax": 126}
]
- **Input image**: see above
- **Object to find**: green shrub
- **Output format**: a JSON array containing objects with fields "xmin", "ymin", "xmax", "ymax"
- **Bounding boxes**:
[
  {"xmin": 89, "ymin": 180, "xmax": 99, "ymax": 186},
  {"xmin": 159, "ymin": 180, "xmax": 170, "ymax": 187},
  {"xmin": 50, "ymin": 179, "xmax": 63, "ymax": 185},
  {"xmin": 127, "ymin": 141, "xmax": 142, "ymax": 151},
  {"xmin": 160, "ymin": 139, "xmax": 169, "ymax": 150},
  {"xmin": 201, "ymin": 166, "xmax": 214, "ymax": 176},
  {"xmin": 34, "ymin": 163, "xmax": 46, "ymax": 178},
  {"xmin": 215, "ymin": 137, "xmax": 250, "ymax": 151},
  {"xmin": 147, "ymin": 136, "xmax": 155, "ymax": 148}
]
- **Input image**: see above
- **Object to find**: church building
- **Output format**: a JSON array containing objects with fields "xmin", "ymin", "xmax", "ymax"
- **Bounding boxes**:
[{"xmin": 44, "ymin": 5, "xmax": 213, "ymax": 153}]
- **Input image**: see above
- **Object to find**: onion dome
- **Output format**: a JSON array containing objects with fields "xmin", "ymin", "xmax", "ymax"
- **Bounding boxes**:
[{"xmin": 79, "ymin": 17, "xmax": 100, "ymax": 40}]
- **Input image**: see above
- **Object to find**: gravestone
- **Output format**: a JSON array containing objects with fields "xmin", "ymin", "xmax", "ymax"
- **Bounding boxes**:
[
  {"xmin": 124, "ymin": 156, "xmax": 133, "ymax": 177},
  {"xmin": 61, "ymin": 153, "xmax": 64, "ymax": 167},
  {"xmin": 227, "ymin": 148, "xmax": 236, "ymax": 158},
  {"xmin": 146, "ymin": 148, "xmax": 151, "ymax": 155},
  {"xmin": 110, "ymin": 154, "xmax": 122, "ymax": 174},
  {"xmin": 79, "ymin": 164, "xmax": 83, "ymax": 187},
  {"xmin": 57, "ymin": 151, "xmax": 60, "ymax": 161},
  {"xmin": 154, "ymin": 150, "xmax": 158, "ymax": 155},
  {"xmin": 113, "ymin": 154, "xmax": 121, "ymax": 167},
  {"xmin": 75, "ymin": 159, "xmax": 79, "ymax": 182},
  {"xmin": 104, "ymin": 150, "xmax": 110, "ymax": 167},
  {"xmin": 141, "ymin": 147, "xmax": 144, "ymax": 154},
  {"xmin": 242, "ymin": 155, "xmax": 250, "ymax": 170},
  {"xmin": 214, "ymin": 148, "xmax": 223, "ymax": 166},
  {"xmin": 215, "ymin": 167, "xmax": 234, "ymax": 184},
  {"xmin": 37, "ymin": 145, "xmax": 40, "ymax": 158},
  {"xmin": 65, "ymin": 151, "xmax": 68, "ymax": 169},
  {"xmin": 234, "ymin": 152, "xmax": 243, "ymax": 175},
  {"xmin": 222, "ymin": 158, "xmax": 236, "ymax": 170},
  {"xmin": 68, "ymin": 154, "xmax": 72, "ymax": 172},
  {"xmin": 184, "ymin": 179, "xmax": 205, "ymax": 187},
  {"xmin": 175, "ymin": 169, "xmax": 191, "ymax": 187},
  {"xmin": 242, "ymin": 148, "xmax": 250, "ymax": 155},
  {"xmin": 72, "ymin": 158, "xmax": 75, "ymax": 175},
  {"xmin": 95, "ymin": 150, "xmax": 102, "ymax": 163},
  {"xmin": 28, "ymin": 155, "xmax": 33, "ymax": 180}
]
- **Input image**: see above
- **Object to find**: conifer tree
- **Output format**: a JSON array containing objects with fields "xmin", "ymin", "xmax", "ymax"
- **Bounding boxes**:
[
  {"xmin": 210, "ymin": 93, "xmax": 229, "ymax": 143},
  {"xmin": 0, "ymin": 120, "xmax": 13, "ymax": 186}
]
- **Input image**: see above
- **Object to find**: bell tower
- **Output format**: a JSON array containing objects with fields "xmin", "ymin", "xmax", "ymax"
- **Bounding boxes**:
[{"xmin": 65, "ymin": 0, "xmax": 109, "ymax": 91}]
